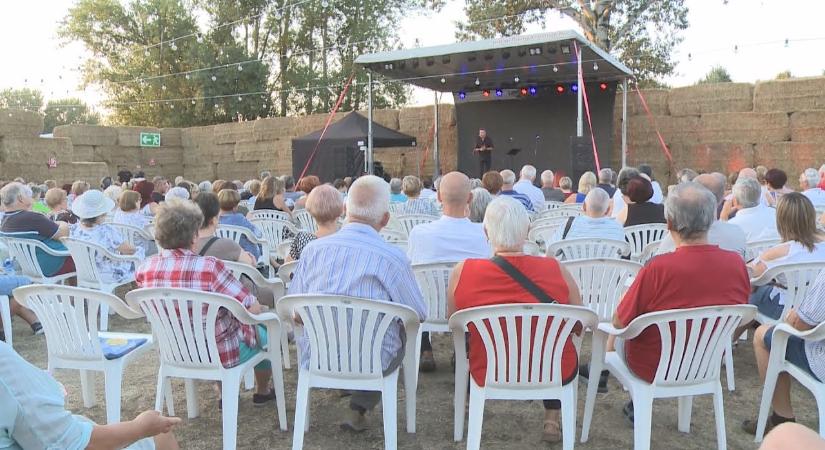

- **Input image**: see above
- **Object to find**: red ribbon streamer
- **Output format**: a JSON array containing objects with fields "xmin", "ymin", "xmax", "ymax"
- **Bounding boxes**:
[
  {"xmin": 298, "ymin": 72, "xmax": 356, "ymax": 180},
  {"xmin": 418, "ymin": 122, "xmax": 436, "ymax": 176},
  {"xmin": 573, "ymin": 42, "xmax": 601, "ymax": 173},
  {"xmin": 633, "ymin": 84, "xmax": 674, "ymax": 164}
]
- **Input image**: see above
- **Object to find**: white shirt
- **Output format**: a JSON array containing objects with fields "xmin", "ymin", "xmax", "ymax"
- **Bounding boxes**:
[
  {"xmin": 650, "ymin": 181, "xmax": 664, "ymax": 204},
  {"xmin": 513, "ymin": 179, "xmax": 546, "ymax": 211},
  {"xmin": 549, "ymin": 215, "xmax": 626, "ymax": 243},
  {"xmin": 407, "ymin": 216, "xmax": 491, "ymax": 265},
  {"xmin": 803, "ymin": 188, "xmax": 825, "ymax": 206},
  {"xmin": 611, "ymin": 190, "xmax": 626, "ymax": 218},
  {"xmin": 420, "ymin": 188, "xmax": 436, "ymax": 200},
  {"xmin": 728, "ymin": 204, "xmax": 779, "ymax": 242},
  {"xmin": 657, "ymin": 221, "xmax": 747, "ymax": 260}
]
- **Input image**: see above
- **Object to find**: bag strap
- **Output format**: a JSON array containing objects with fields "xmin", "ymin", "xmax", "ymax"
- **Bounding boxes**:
[
  {"xmin": 199, "ymin": 237, "xmax": 220, "ymax": 257},
  {"xmin": 561, "ymin": 216, "xmax": 576, "ymax": 240},
  {"xmin": 490, "ymin": 256, "xmax": 557, "ymax": 304}
]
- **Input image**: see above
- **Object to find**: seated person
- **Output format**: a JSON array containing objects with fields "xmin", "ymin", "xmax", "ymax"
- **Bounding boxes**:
[
  {"xmin": 541, "ymin": 170, "xmax": 566, "ymax": 202},
  {"xmin": 498, "ymin": 170, "xmax": 534, "ymax": 211},
  {"xmin": 133, "ymin": 180, "xmax": 158, "ymax": 217},
  {"xmin": 398, "ymin": 175, "xmax": 438, "ymax": 216},
  {"xmin": 292, "ymin": 176, "xmax": 321, "ymax": 210},
  {"xmin": 0, "ymin": 341, "xmax": 180, "ymax": 450},
  {"xmin": 70, "ymin": 190, "xmax": 142, "ymax": 284},
  {"xmin": 112, "ymin": 190, "xmax": 153, "ymax": 255},
  {"xmin": 447, "ymin": 196, "xmax": 583, "ymax": 443},
  {"xmin": 45, "ymin": 187, "xmax": 78, "ymax": 224},
  {"xmin": 616, "ymin": 175, "xmax": 665, "ymax": 227},
  {"xmin": 217, "ymin": 189, "xmax": 263, "ymax": 262},
  {"xmin": 742, "ymin": 270, "xmax": 825, "ymax": 435},
  {"xmin": 0, "ymin": 182, "xmax": 74, "ymax": 278},
  {"xmin": 0, "ymin": 275, "xmax": 40, "ymax": 339},
  {"xmin": 728, "ymin": 177, "xmax": 780, "ymax": 242},
  {"xmin": 137, "ymin": 199, "xmax": 277, "ymax": 405},
  {"xmin": 606, "ymin": 182, "xmax": 749, "ymax": 422},
  {"xmin": 564, "ymin": 171, "xmax": 596, "ymax": 204},
  {"xmin": 550, "ymin": 188, "xmax": 624, "ymax": 243},
  {"xmin": 30, "ymin": 185, "xmax": 50, "ymax": 214},
  {"xmin": 389, "ymin": 178, "xmax": 407, "ymax": 203},
  {"xmin": 254, "ymin": 176, "xmax": 292, "ymax": 218},
  {"xmin": 286, "ymin": 185, "xmax": 342, "ymax": 262}
]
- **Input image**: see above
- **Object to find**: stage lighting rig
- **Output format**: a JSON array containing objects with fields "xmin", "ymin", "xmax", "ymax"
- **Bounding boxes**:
[
  {"xmin": 570, "ymin": 83, "xmax": 579, "ymax": 93},
  {"xmin": 458, "ymin": 91, "xmax": 466, "ymax": 100},
  {"xmin": 599, "ymin": 82, "xmax": 608, "ymax": 91},
  {"xmin": 528, "ymin": 86, "xmax": 538, "ymax": 96},
  {"xmin": 482, "ymin": 89, "xmax": 490, "ymax": 97},
  {"xmin": 555, "ymin": 84, "xmax": 565, "ymax": 94},
  {"xmin": 495, "ymin": 89, "xmax": 503, "ymax": 97}
]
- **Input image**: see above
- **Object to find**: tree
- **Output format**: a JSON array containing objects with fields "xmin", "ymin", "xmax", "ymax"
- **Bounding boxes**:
[
  {"xmin": 0, "ymin": 88, "xmax": 44, "ymax": 111},
  {"xmin": 697, "ymin": 65, "xmax": 732, "ymax": 84},
  {"xmin": 455, "ymin": 0, "xmax": 689, "ymax": 84},
  {"xmin": 775, "ymin": 70, "xmax": 793, "ymax": 80},
  {"xmin": 43, "ymin": 98, "xmax": 100, "ymax": 133}
]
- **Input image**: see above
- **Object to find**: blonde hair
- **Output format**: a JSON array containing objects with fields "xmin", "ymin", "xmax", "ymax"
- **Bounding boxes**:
[
  {"xmin": 306, "ymin": 185, "xmax": 344, "ymax": 224},
  {"xmin": 118, "ymin": 190, "xmax": 141, "ymax": 212},
  {"xmin": 259, "ymin": 176, "xmax": 285, "ymax": 200},
  {"xmin": 217, "ymin": 189, "xmax": 241, "ymax": 211},
  {"xmin": 776, "ymin": 192, "xmax": 821, "ymax": 251},
  {"xmin": 402, "ymin": 175, "xmax": 422, "ymax": 197},
  {"xmin": 44, "ymin": 188, "xmax": 66, "ymax": 209},
  {"xmin": 577, "ymin": 171, "xmax": 597, "ymax": 195},
  {"xmin": 71, "ymin": 180, "xmax": 89, "ymax": 196},
  {"xmin": 559, "ymin": 176, "xmax": 573, "ymax": 191}
]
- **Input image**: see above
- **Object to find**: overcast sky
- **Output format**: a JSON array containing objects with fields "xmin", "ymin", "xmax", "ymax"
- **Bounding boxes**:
[{"xmin": 2, "ymin": 0, "xmax": 824, "ymax": 110}]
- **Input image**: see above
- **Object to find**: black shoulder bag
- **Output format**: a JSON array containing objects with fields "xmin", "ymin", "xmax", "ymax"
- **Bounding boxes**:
[{"xmin": 490, "ymin": 256, "xmax": 557, "ymax": 304}]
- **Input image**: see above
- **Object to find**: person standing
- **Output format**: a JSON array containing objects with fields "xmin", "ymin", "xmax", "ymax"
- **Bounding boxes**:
[{"xmin": 473, "ymin": 128, "xmax": 494, "ymax": 177}]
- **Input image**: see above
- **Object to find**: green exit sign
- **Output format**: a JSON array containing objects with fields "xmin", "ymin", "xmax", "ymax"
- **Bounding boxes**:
[{"xmin": 140, "ymin": 132, "xmax": 161, "ymax": 147}]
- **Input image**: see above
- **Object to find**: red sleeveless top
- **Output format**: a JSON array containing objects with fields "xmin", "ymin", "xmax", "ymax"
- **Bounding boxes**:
[{"xmin": 454, "ymin": 255, "xmax": 578, "ymax": 386}]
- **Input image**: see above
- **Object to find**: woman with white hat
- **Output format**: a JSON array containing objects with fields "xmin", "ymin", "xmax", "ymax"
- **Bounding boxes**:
[{"xmin": 70, "ymin": 190, "xmax": 144, "ymax": 284}]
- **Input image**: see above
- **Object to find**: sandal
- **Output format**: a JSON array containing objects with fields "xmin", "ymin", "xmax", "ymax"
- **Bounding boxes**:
[{"xmin": 541, "ymin": 419, "xmax": 561, "ymax": 443}]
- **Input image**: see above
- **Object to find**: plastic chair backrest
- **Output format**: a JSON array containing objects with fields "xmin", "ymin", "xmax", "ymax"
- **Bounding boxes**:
[
  {"xmin": 395, "ymin": 214, "xmax": 437, "ymax": 236},
  {"xmin": 527, "ymin": 223, "xmax": 564, "ymax": 247},
  {"xmin": 536, "ymin": 208, "xmax": 583, "ymax": 221},
  {"xmin": 751, "ymin": 261, "xmax": 825, "ymax": 320},
  {"xmin": 3, "ymin": 235, "xmax": 63, "ymax": 280},
  {"xmin": 379, "ymin": 228, "xmax": 407, "ymax": 243},
  {"xmin": 63, "ymin": 238, "xmax": 108, "ymax": 288},
  {"xmin": 639, "ymin": 240, "xmax": 663, "ymax": 265},
  {"xmin": 295, "ymin": 210, "xmax": 318, "ymax": 233},
  {"xmin": 563, "ymin": 259, "xmax": 642, "ymax": 321},
  {"xmin": 449, "ymin": 303, "xmax": 597, "ymax": 388},
  {"xmin": 545, "ymin": 201, "xmax": 567, "ymax": 210},
  {"xmin": 251, "ymin": 218, "xmax": 296, "ymax": 248},
  {"xmin": 222, "ymin": 260, "xmax": 285, "ymax": 301},
  {"xmin": 278, "ymin": 260, "xmax": 299, "ymax": 286},
  {"xmin": 546, "ymin": 238, "xmax": 630, "ymax": 261},
  {"xmin": 107, "ymin": 223, "xmax": 153, "ymax": 247},
  {"xmin": 745, "ymin": 238, "xmax": 782, "ymax": 262},
  {"xmin": 624, "ymin": 224, "xmax": 668, "ymax": 258},
  {"xmin": 277, "ymin": 294, "xmax": 420, "ymax": 378},
  {"xmin": 250, "ymin": 210, "xmax": 291, "ymax": 222},
  {"xmin": 412, "ymin": 262, "xmax": 457, "ymax": 326}
]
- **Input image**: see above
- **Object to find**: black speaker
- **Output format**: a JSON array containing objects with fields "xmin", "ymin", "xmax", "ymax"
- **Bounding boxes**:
[{"xmin": 570, "ymin": 136, "xmax": 595, "ymax": 182}]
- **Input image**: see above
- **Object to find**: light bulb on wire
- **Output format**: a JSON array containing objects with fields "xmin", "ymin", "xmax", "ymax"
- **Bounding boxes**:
[
  {"xmin": 474, "ymin": 77, "xmax": 480, "ymax": 86},
  {"xmin": 553, "ymin": 65, "xmax": 558, "ymax": 72},
  {"xmin": 514, "ymin": 75, "xmax": 520, "ymax": 83}
]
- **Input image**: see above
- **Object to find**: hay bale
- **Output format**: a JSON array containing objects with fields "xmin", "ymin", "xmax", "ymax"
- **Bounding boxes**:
[
  {"xmin": 138, "ymin": 147, "xmax": 184, "ymax": 166},
  {"xmin": 181, "ymin": 125, "xmax": 214, "ymax": 148},
  {"xmin": 698, "ymin": 112, "xmax": 789, "ymax": 143},
  {"xmin": 669, "ymin": 142, "xmax": 755, "ymax": 175},
  {"xmin": 116, "ymin": 126, "xmax": 161, "ymax": 147},
  {"xmin": 214, "ymin": 121, "xmax": 254, "ymax": 144},
  {"xmin": 196, "ymin": 143, "xmax": 235, "ymax": 163},
  {"xmin": 72, "ymin": 145, "xmax": 95, "ymax": 162},
  {"xmin": 624, "ymin": 115, "xmax": 701, "ymax": 149},
  {"xmin": 0, "ymin": 109, "xmax": 44, "ymax": 138},
  {"xmin": 234, "ymin": 139, "xmax": 290, "ymax": 162},
  {"xmin": 667, "ymin": 83, "xmax": 753, "ymax": 116},
  {"xmin": 613, "ymin": 89, "xmax": 669, "ymax": 117},
  {"xmin": 160, "ymin": 128, "xmax": 182, "ymax": 147},
  {"xmin": 754, "ymin": 142, "xmax": 825, "ymax": 184},
  {"xmin": 53, "ymin": 125, "xmax": 118, "ymax": 146},
  {"xmin": 2, "ymin": 137, "xmax": 74, "ymax": 162},
  {"xmin": 183, "ymin": 163, "xmax": 214, "ymax": 182},
  {"xmin": 69, "ymin": 162, "xmax": 110, "ymax": 185},
  {"xmin": 790, "ymin": 111, "xmax": 825, "ymax": 143},
  {"xmin": 252, "ymin": 117, "xmax": 302, "ymax": 141},
  {"xmin": 754, "ymin": 77, "xmax": 825, "ymax": 112},
  {"xmin": 362, "ymin": 109, "xmax": 400, "ymax": 130},
  {"xmin": 215, "ymin": 161, "xmax": 260, "ymax": 181}
]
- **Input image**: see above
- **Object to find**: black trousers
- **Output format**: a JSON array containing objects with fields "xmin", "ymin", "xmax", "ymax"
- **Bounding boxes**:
[{"xmin": 478, "ymin": 152, "xmax": 491, "ymax": 177}]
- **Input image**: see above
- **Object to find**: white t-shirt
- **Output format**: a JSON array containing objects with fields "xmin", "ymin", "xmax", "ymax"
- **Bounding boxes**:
[
  {"xmin": 513, "ymin": 179, "xmax": 546, "ymax": 211},
  {"xmin": 728, "ymin": 204, "xmax": 779, "ymax": 242},
  {"xmin": 611, "ymin": 190, "xmax": 626, "ymax": 218},
  {"xmin": 650, "ymin": 181, "xmax": 664, "ymax": 204},
  {"xmin": 803, "ymin": 188, "xmax": 825, "ymax": 206},
  {"xmin": 407, "ymin": 216, "xmax": 491, "ymax": 265},
  {"xmin": 657, "ymin": 220, "xmax": 747, "ymax": 260}
]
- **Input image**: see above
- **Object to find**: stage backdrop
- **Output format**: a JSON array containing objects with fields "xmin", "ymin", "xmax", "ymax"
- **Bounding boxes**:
[{"xmin": 455, "ymin": 81, "xmax": 617, "ymax": 181}]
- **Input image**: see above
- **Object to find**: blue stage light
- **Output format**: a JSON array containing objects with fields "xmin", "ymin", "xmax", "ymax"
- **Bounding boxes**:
[
  {"xmin": 528, "ymin": 86, "xmax": 538, "ymax": 96},
  {"xmin": 495, "ymin": 89, "xmax": 503, "ymax": 97},
  {"xmin": 458, "ymin": 91, "xmax": 466, "ymax": 99},
  {"xmin": 570, "ymin": 83, "xmax": 579, "ymax": 93}
]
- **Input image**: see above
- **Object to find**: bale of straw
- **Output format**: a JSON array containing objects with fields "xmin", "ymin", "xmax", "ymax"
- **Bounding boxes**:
[
  {"xmin": 753, "ymin": 77, "xmax": 825, "ymax": 113},
  {"xmin": 252, "ymin": 117, "xmax": 302, "ymax": 141},
  {"xmin": 234, "ymin": 139, "xmax": 290, "ymax": 162},
  {"xmin": 612, "ymin": 89, "xmax": 669, "ymax": 117},
  {"xmin": 698, "ymin": 112, "xmax": 790, "ymax": 143},
  {"xmin": 790, "ymin": 111, "xmax": 825, "ymax": 143},
  {"xmin": 215, "ymin": 161, "xmax": 260, "ymax": 181},
  {"xmin": 2, "ymin": 136, "xmax": 74, "ymax": 162},
  {"xmin": 669, "ymin": 142, "xmax": 755, "ymax": 175},
  {"xmin": 72, "ymin": 145, "xmax": 95, "ymax": 162},
  {"xmin": 667, "ymin": 83, "xmax": 753, "ymax": 116},
  {"xmin": 181, "ymin": 125, "xmax": 215, "ymax": 148},
  {"xmin": 0, "ymin": 109, "xmax": 44, "ymax": 138},
  {"xmin": 160, "ymin": 128, "xmax": 182, "ymax": 147},
  {"xmin": 53, "ymin": 124, "xmax": 118, "ymax": 146},
  {"xmin": 754, "ymin": 142, "xmax": 825, "ymax": 182},
  {"xmin": 214, "ymin": 121, "xmax": 254, "ymax": 144}
]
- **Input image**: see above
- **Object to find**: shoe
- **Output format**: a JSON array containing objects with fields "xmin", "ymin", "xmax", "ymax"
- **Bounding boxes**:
[
  {"xmin": 341, "ymin": 410, "xmax": 367, "ymax": 433},
  {"xmin": 579, "ymin": 364, "xmax": 608, "ymax": 393},
  {"xmin": 252, "ymin": 389, "xmax": 276, "ymax": 406},
  {"xmin": 419, "ymin": 351, "xmax": 436, "ymax": 373},
  {"xmin": 742, "ymin": 413, "xmax": 795, "ymax": 435},
  {"xmin": 541, "ymin": 419, "xmax": 561, "ymax": 443},
  {"xmin": 622, "ymin": 401, "xmax": 634, "ymax": 425},
  {"xmin": 31, "ymin": 322, "xmax": 43, "ymax": 335}
]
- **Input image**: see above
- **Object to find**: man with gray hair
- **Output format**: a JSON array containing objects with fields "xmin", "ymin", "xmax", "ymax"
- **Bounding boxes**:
[
  {"xmin": 289, "ymin": 175, "xmax": 427, "ymax": 432},
  {"xmin": 597, "ymin": 168, "xmax": 616, "ymax": 197},
  {"xmin": 540, "ymin": 170, "xmax": 565, "ymax": 202},
  {"xmin": 728, "ymin": 177, "xmax": 779, "ymax": 241},
  {"xmin": 799, "ymin": 168, "xmax": 825, "ymax": 206},
  {"xmin": 499, "ymin": 169, "xmax": 534, "ymax": 211},
  {"xmin": 610, "ymin": 167, "xmax": 640, "ymax": 218},
  {"xmin": 657, "ymin": 173, "xmax": 747, "ymax": 258},
  {"xmin": 549, "ymin": 188, "xmax": 623, "ymax": 243},
  {"xmin": 606, "ymin": 182, "xmax": 749, "ymax": 417},
  {"xmin": 389, "ymin": 177, "xmax": 406, "ymax": 203},
  {"xmin": 514, "ymin": 165, "xmax": 545, "ymax": 209}
]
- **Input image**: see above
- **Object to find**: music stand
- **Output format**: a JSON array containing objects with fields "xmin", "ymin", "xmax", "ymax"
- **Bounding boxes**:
[{"xmin": 507, "ymin": 148, "xmax": 521, "ymax": 170}]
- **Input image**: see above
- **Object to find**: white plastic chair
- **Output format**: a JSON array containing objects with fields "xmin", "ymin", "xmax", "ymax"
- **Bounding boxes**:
[
  {"xmin": 623, "ymin": 224, "xmax": 668, "ymax": 261},
  {"xmin": 278, "ymin": 260, "xmax": 299, "ymax": 287},
  {"xmin": 251, "ymin": 218, "xmax": 297, "ymax": 255},
  {"xmin": 0, "ymin": 295, "xmax": 10, "ymax": 347},
  {"xmin": 223, "ymin": 260, "xmax": 291, "ymax": 369},
  {"xmin": 295, "ymin": 209, "xmax": 318, "ymax": 233},
  {"xmin": 535, "ymin": 207, "xmax": 583, "ymax": 221},
  {"xmin": 750, "ymin": 261, "xmax": 825, "ymax": 325},
  {"xmin": 276, "ymin": 240, "xmax": 293, "ymax": 260},
  {"xmin": 745, "ymin": 238, "xmax": 782, "ymax": 262},
  {"xmin": 126, "ymin": 287, "xmax": 287, "ymax": 450},
  {"xmin": 395, "ymin": 214, "xmax": 437, "ymax": 236},
  {"xmin": 2, "ymin": 235, "xmax": 76, "ymax": 285},
  {"xmin": 412, "ymin": 262, "xmax": 457, "ymax": 367},
  {"xmin": 380, "ymin": 228, "xmax": 407, "ymax": 244},
  {"xmin": 107, "ymin": 222, "xmax": 157, "ymax": 255},
  {"xmin": 15, "ymin": 284, "xmax": 153, "ymax": 424},
  {"xmin": 581, "ymin": 305, "xmax": 757, "ymax": 450},
  {"xmin": 546, "ymin": 238, "xmax": 631, "ymax": 261},
  {"xmin": 276, "ymin": 294, "xmax": 421, "ymax": 450},
  {"xmin": 563, "ymin": 259, "xmax": 642, "ymax": 322},
  {"xmin": 63, "ymin": 238, "xmax": 141, "ymax": 331},
  {"xmin": 527, "ymin": 223, "xmax": 564, "ymax": 251},
  {"xmin": 389, "ymin": 202, "xmax": 405, "ymax": 214},
  {"xmin": 638, "ymin": 240, "xmax": 662, "ymax": 265},
  {"xmin": 216, "ymin": 224, "xmax": 274, "ymax": 274},
  {"xmin": 523, "ymin": 240, "xmax": 542, "ymax": 256},
  {"xmin": 755, "ymin": 321, "xmax": 825, "ymax": 441},
  {"xmin": 449, "ymin": 303, "xmax": 598, "ymax": 450},
  {"xmin": 545, "ymin": 201, "xmax": 567, "ymax": 210},
  {"xmin": 531, "ymin": 215, "xmax": 571, "ymax": 231},
  {"xmin": 250, "ymin": 210, "xmax": 292, "ymax": 222}
]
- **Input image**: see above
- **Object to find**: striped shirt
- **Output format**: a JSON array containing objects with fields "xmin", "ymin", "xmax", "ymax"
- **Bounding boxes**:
[
  {"xmin": 499, "ymin": 190, "xmax": 534, "ymax": 211},
  {"xmin": 399, "ymin": 197, "xmax": 439, "ymax": 216},
  {"xmin": 289, "ymin": 222, "xmax": 427, "ymax": 370},
  {"xmin": 795, "ymin": 269, "xmax": 825, "ymax": 381}
]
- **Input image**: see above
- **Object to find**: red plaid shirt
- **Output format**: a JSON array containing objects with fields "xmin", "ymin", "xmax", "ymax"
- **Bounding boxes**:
[{"xmin": 136, "ymin": 248, "xmax": 257, "ymax": 368}]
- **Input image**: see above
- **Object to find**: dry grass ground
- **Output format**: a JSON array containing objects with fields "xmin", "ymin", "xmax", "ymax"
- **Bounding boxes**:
[{"xmin": 9, "ymin": 316, "xmax": 820, "ymax": 450}]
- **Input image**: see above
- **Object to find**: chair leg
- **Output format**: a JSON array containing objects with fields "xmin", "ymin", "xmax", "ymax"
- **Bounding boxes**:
[
  {"xmin": 0, "ymin": 295, "xmax": 12, "ymax": 348},
  {"xmin": 755, "ymin": 366, "xmax": 781, "ymax": 442},
  {"xmin": 292, "ymin": 373, "xmax": 310, "ymax": 450},
  {"xmin": 677, "ymin": 396, "xmax": 693, "ymax": 433},
  {"xmin": 713, "ymin": 386, "xmax": 727, "ymax": 450},
  {"xmin": 454, "ymin": 359, "xmax": 469, "ymax": 442},
  {"xmin": 79, "ymin": 369, "xmax": 96, "ymax": 408},
  {"xmin": 270, "ymin": 355, "xmax": 288, "ymax": 431},
  {"xmin": 99, "ymin": 303, "xmax": 109, "ymax": 331},
  {"xmin": 560, "ymin": 387, "xmax": 577, "ymax": 450},
  {"xmin": 632, "ymin": 393, "xmax": 653, "ymax": 450},
  {"xmin": 817, "ymin": 390, "xmax": 825, "ymax": 438},
  {"xmin": 185, "ymin": 379, "xmax": 199, "ymax": 419},
  {"xmin": 221, "ymin": 374, "xmax": 241, "ymax": 450},
  {"xmin": 403, "ymin": 350, "xmax": 418, "ymax": 433},
  {"xmin": 581, "ymin": 331, "xmax": 607, "ymax": 443},
  {"xmin": 466, "ymin": 382, "xmax": 486, "ymax": 450},
  {"xmin": 381, "ymin": 374, "xmax": 399, "ymax": 450},
  {"xmin": 164, "ymin": 377, "xmax": 175, "ymax": 417},
  {"xmin": 154, "ymin": 372, "xmax": 165, "ymax": 413},
  {"xmin": 280, "ymin": 328, "xmax": 291, "ymax": 369},
  {"xmin": 724, "ymin": 342, "xmax": 735, "ymax": 391},
  {"xmin": 103, "ymin": 363, "xmax": 123, "ymax": 424},
  {"xmin": 243, "ymin": 370, "xmax": 255, "ymax": 390}
]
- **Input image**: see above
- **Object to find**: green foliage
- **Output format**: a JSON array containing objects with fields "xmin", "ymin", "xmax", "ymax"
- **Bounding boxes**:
[
  {"xmin": 0, "ymin": 88, "xmax": 44, "ymax": 111},
  {"xmin": 697, "ymin": 65, "xmax": 732, "ymax": 84},
  {"xmin": 43, "ymin": 98, "xmax": 100, "ymax": 134},
  {"xmin": 455, "ymin": 0, "xmax": 689, "ymax": 84},
  {"xmin": 774, "ymin": 70, "xmax": 793, "ymax": 80}
]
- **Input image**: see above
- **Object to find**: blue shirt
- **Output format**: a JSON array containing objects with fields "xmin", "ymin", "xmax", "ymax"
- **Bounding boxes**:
[
  {"xmin": 289, "ymin": 223, "xmax": 427, "ymax": 370},
  {"xmin": 550, "ymin": 215, "xmax": 626, "ymax": 243},
  {"xmin": 219, "ymin": 213, "xmax": 263, "ymax": 260},
  {"xmin": 390, "ymin": 193, "xmax": 408, "ymax": 203},
  {"xmin": 499, "ymin": 190, "xmax": 534, "ymax": 211}
]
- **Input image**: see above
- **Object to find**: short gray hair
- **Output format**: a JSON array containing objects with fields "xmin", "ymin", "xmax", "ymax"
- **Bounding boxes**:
[
  {"xmin": 198, "ymin": 180, "xmax": 212, "ymax": 193},
  {"xmin": 665, "ymin": 182, "xmax": 716, "ymax": 241},
  {"xmin": 616, "ymin": 167, "xmax": 641, "ymax": 195},
  {"xmin": 584, "ymin": 187, "xmax": 610, "ymax": 216},
  {"xmin": 500, "ymin": 169, "xmax": 516, "ymax": 185},
  {"xmin": 598, "ymin": 168, "xmax": 613, "ymax": 183},
  {"xmin": 166, "ymin": 186, "xmax": 191, "ymax": 200},
  {"xmin": 307, "ymin": 184, "xmax": 344, "ymax": 224},
  {"xmin": 154, "ymin": 198, "xmax": 202, "ymax": 250},
  {"xmin": 540, "ymin": 170, "xmax": 554, "ymax": 185},
  {"xmin": 0, "ymin": 182, "xmax": 32, "ymax": 207},
  {"xmin": 484, "ymin": 196, "xmax": 529, "ymax": 249},
  {"xmin": 520, "ymin": 165, "xmax": 537, "ymax": 181},
  {"xmin": 389, "ymin": 178, "xmax": 402, "ymax": 194},
  {"xmin": 803, "ymin": 168, "xmax": 820, "ymax": 188},
  {"xmin": 346, "ymin": 175, "xmax": 390, "ymax": 226},
  {"xmin": 733, "ymin": 177, "xmax": 762, "ymax": 209},
  {"xmin": 469, "ymin": 187, "xmax": 493, "ymax": 223}
]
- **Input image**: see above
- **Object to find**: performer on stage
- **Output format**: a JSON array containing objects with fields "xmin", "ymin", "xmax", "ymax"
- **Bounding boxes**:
[{"xmin": 473, "ymin": 128, "xmax": 494, "ymax": 177}]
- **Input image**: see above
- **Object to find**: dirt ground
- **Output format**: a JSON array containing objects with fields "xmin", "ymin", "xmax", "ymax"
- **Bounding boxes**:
[{"xmin": 8, "ymin": 316, "xmax": 820, "ymax": 450}]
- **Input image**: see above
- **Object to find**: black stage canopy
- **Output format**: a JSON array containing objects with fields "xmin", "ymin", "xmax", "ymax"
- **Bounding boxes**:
[{"xmin": 292, "ymin": 111, "xmax": 417, "ymax": 182}]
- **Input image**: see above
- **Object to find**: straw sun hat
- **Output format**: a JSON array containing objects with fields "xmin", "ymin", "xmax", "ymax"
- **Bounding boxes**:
[{"xmin": 70, "ymin": 190, "xmax": 115, "ymax": 219}]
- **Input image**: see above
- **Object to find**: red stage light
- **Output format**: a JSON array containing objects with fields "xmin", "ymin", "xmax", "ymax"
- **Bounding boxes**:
[
  {"xmin": 555, "ymin": 84, "xmax": 565, "ymax": 94},
  {"xmin": 599, "ymin": 82, "xmax": 608, "ymax": 91},
  {"xmin": 520, "ymin": 87, "xmax": 528, "ymax": 96},
  {"xmin": 482, "ymin": 89, "xmax": 490, "ymax": 97}
]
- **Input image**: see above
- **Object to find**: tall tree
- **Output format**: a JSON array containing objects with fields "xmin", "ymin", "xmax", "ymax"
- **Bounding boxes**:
[
  {"xmin": 43, "ymin": 98, "xmax": 101, "ymax": 133},
  {"xmin": 455, "ymin": 0, "xmax": 689, "ymax": 84},
  {"xmin": 0, "ymin": 88, "xmax": 44, "ymax": 111},
  {"xmin": 697, "ymin": 65, "xmax": 732, "ymax": 84}
]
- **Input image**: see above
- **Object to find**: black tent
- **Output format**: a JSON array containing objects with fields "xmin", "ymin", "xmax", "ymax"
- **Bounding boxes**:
[{"xmin": 291, "ymin": 111, "xmax": 417, "ymax": 182}]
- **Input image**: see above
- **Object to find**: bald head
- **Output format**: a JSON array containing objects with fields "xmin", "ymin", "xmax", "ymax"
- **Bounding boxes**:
[
  {"xmin": 583, "ymin": 187, "xmax": 610, "ymax": 217},
  {"xmin": 694, "ymin": 173, "xmax": 726, "ymax": 206},
  {"xmin": 438, "ymin": 172, "xmax": 471, "ymax": 204},
  {"xmin": 738, "ymin": 168, "xmax": 757, "ymax": 180}
]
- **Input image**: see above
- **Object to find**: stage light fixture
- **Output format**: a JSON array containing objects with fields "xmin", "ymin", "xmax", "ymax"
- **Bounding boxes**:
[
  {"xmin": 383, "ymin": 63, "xmax": 394, "ymax": 70},
  {"xmin": 561, "ymin": 45, "xmax": 571, "ymax": 54},
  {"xmin": 482, "ymin": 89, "xmax": 490, "ymax": 97},
  {"xmin": 458, "ymin": 91, "xmax": 466, "ymax": 100},
  {"xmin": 495, "ymin": 89, "xmax": 503, "ymax": 97},
  {"xmin": 474, "ymin": 78, "xmax": 480, "ymax": 86},
  {"xmin": 528, "ymin": 47, "xmax": 542, "ymax": 56},
  {"xmin": 520, "ymin": 87, "xmax": 528, "ymax": 96},
  {"xmin": 599, "ymin": 82, "xmax": 608, "ymax": 91},
  {"xmin": 513, "ymin": 75, "xmax": 520, "ymax": 83},
  {"xmin": 528, "ymin": 86, "xmax": 538, "ymax": 96},
  {"xmin": 552, "ymin": 65, "xmax": 559, "ymax": 73},
  {"xmin": 440, "ymin": 77, "xmax": 446, "ymax": 84},
  {"xmin": 555, "ymin": 84, "xmax": 565, "ymax": 94},
  {"xmin": 570, "ymin": 83, "xmax": 579, "ymax": 93},
  {"xmin": 593, "ymin": 62, "xmax": 599, "ymax": 70}
]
